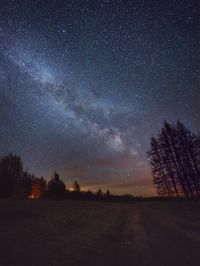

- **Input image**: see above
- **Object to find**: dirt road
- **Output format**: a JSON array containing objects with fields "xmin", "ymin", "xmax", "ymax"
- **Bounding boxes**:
[{"xmin": 0, "ymin": 200, "xmax": 200, "ymax": 266}]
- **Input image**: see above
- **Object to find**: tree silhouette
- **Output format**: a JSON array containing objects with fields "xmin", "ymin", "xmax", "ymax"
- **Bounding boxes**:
[
  {"xmin": 0, "ymin": 153, "xmax": 23, "ymax": 197},
  {"xmin": 47, "ymin": 171, "xmax": 66, "ymax": 198},
  {"xmin": 97, "ymin": 188, "xmax": 103, "ymax": 197},
  {"xmin": 106, "ymin": 189, "xmax": 110, "ymax": 196},
  {"xmin": 148, "ymin": 121, "xmax": 200, "ymax": 198},
  {"xmin": 15, "ymin": 171, "xmax": 33, "ymax": 199},
  {"xmin": 72, "ymin": 180, "xmax": 80, "ymax": 192},
  {"xmin": 31, "ymin": 176, "xmax": 46, "ymax": 199}
]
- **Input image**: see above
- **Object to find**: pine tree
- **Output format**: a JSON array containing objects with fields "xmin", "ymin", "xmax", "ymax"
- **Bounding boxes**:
[{"xmin": 148, "ymin": 121, "xmax": 200, "ymax": 198}]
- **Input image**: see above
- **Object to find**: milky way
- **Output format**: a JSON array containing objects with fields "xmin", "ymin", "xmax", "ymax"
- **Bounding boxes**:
[{"xmin": 0, "ymin": 0, "xmax": 199, "ymax": 195}]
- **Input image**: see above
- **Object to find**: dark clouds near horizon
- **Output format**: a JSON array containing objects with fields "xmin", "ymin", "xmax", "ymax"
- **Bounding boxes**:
[{"xmin": 0, "ymin": 0, "xmax": 199, "ymax": 195}]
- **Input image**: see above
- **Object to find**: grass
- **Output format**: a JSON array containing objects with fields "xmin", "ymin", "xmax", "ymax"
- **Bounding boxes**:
[{"xmin": 0, "ymin": 199, "xmax": 200, "ymax": 266}]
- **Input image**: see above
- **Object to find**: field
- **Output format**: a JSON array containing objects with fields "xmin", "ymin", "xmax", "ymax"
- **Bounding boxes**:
[{"xmin": 0, "ymin": 200, "xmax": 200, "ymax": 266}]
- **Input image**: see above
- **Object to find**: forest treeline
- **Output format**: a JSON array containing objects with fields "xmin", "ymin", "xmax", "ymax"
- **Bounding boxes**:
[
  {"xmin": 148, "ymin": 121, "xmax": 200, "ymax": 198},
  {"xmin": 0, "ymin": 154, "xmax": 135, "ymax": 202}
]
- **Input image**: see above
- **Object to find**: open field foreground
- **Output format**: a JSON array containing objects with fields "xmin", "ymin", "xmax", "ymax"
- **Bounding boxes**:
[{"xmin": 0, "ymin": 200, "xmax": 200, "ymax": 266}]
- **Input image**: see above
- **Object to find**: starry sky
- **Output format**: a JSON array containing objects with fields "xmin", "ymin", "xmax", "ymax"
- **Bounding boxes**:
[{"xmin": 0, "ymin": 0, "xmax": 199, "ymax": 196}]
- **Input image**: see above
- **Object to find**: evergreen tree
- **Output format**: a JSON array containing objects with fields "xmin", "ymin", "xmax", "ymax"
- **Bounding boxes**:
[
  {"xmin": 0, "ymin": 153, "xmax": 23, "ymax": 197},
  {"xmin": 97, "ymin": 188, "xmax": 103, "ymax": 197},
  {"xmin": 148, "ymin": 121, "xmax": 200, "ymax": 198},
  {"xmin": 72, "ymin": 180, "xmax": 80, "ymax": 192},
  {"xmin": 47, "ymin": 171, "xmax": 66, "ymax": 198}
]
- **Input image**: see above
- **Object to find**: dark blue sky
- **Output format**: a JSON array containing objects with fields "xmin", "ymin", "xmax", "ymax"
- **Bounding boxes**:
[{"xmin": 0, "ymin": 0, "xmax": 199, "ymax": 196}]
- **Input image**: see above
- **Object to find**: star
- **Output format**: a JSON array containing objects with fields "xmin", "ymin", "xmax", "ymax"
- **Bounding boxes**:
[{"xmin": 0, "ymin": 0, "xmax": 199, "ymax": 196}]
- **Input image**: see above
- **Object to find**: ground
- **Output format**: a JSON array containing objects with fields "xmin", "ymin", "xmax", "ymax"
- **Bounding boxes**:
[{"xmin": 0, "ymin": 200, "xmax": 200, "ymax": 266}]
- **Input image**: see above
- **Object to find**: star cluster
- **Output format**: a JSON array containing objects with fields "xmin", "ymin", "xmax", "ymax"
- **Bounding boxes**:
[{"xmin": 0, "ymin": 0, "xmax": 199, "ymax": 195}]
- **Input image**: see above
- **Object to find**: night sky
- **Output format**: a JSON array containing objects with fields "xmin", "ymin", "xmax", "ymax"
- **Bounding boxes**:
[{"xmin": 0, "ymin": 0, "xmax": 199, "ymax": 196}]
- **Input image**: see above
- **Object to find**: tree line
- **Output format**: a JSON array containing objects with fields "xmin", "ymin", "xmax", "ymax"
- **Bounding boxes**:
[
  {"xmin": 0, "ymin": 154, "xmax": 135, "ymax": 202},
  {"xmin": 148, "ymin": 121, "xmax": 200, "ymax": 198}
]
